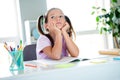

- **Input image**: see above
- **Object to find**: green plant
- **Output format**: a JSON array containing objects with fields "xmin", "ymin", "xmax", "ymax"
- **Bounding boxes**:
[{"xmin": 91, "ymin": 0, "xmax": 120, "ymax": 48}]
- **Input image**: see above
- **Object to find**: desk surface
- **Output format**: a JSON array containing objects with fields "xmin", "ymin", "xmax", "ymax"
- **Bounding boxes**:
[{"xmin": 0, "ymin": 56, "xmax": 120, "ymax": 80}]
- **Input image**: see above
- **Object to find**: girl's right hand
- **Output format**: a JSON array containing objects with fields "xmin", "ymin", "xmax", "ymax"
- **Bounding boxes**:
[{"xmin": 47, "ymin": 22, "xmax": 61, "ymax": 35}]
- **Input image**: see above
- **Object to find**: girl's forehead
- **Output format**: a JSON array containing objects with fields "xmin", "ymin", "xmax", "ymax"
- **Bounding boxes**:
[{"xmin": 48, "ymin": 9, "xmax": 64, "ymax": 16}]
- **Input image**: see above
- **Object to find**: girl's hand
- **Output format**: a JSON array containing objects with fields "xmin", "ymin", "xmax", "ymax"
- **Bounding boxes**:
[
  {"xmin": 46, "ymin": 22, "xmax": 61, "ymax": 35},
  {"xmin": 62, "ymin": 22, "xmax": 70, "ymax": 32}
]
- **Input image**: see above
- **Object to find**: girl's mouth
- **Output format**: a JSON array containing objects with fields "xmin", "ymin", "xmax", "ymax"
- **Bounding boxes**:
[{"xmin": 56, "ymin": 22, "xmax": 61, "ymax": 24}]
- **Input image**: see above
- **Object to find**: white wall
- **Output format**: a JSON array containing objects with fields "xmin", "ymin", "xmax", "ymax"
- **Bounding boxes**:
[{"xmin": 18, "ymin": 0, "xmax": 47, "ymax": 44}]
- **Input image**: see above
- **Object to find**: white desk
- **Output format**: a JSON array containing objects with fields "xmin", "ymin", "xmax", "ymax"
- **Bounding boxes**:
[{"xmin": 0, "ymin": 56, "xmax": 120, "ymax": 80}]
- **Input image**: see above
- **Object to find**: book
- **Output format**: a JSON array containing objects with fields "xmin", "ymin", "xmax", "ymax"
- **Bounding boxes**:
[{"xmin": 33, "ymin": 56, "xmax": 80, "ymax": 66}]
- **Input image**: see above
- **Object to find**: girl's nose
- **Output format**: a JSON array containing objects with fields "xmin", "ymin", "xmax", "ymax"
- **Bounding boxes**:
[{"xmin": 56, "ymin": 17, "xmax": 60, "ymax": 21}]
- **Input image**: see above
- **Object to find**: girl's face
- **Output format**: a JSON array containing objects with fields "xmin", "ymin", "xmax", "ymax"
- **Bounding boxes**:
[{"xmin": 47, "ymin": 9, "xmax": 66, "ymax": 29}]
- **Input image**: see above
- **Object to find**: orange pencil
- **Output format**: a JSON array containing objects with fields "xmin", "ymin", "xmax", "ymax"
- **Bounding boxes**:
[{"xmin": 25, "ymin": 64, "xmax": 37, "ymax": 68}]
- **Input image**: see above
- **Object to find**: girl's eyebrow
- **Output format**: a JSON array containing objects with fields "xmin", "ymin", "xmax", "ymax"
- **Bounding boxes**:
[
  {"xmin": 49, "ymin": 13, "xmax": 55, "ymax": 16},
  {"xmin": 49, "ymin": 14, "xmax": 55, "ymax": 17},
  {"xmin": 49, "ymin": 13, "xmax": 64, "ymax": 16}
]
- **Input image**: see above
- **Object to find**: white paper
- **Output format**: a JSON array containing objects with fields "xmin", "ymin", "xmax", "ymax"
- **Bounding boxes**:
[{"xmin": 33, "ymin": 56, "xmax": 80, "ymax": 65}]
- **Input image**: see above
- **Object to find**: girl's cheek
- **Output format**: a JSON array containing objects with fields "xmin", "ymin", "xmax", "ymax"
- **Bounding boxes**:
[{"xmin": 63, "ymin": 22, "xmax": 66, "ymax": 27}]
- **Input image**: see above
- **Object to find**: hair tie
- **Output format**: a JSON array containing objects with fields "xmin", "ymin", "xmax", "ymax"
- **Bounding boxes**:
[{"xmin": 41, "ymin": 14, "xmax": 45, "ymax": 26}]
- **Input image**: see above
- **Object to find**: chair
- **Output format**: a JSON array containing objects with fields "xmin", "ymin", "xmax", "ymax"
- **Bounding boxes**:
[{"xmin": 23, "ymin": 44, "xmax": 37, "ymax": 61}]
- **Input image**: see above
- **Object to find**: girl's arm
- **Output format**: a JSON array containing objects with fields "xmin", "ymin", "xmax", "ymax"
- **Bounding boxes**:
[
  {"xmin": 42, "ymin": 33, "xmax": 62, "ymax": 60},
  {"xmin": 62, "ymin": 23, "xmax": 79, "ymax": 57},
  {"xmin": 42, "ymin": 23, "xmax": 63, "ymax": 60}
]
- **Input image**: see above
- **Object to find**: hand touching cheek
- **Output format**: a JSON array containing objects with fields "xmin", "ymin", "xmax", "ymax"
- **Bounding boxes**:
[
  {"xmin": 62, "ymin": 22, "xmax": 70, "ymax": 32},
  {"xmin": 46, "ymin": 22, "xmax": 61, "ymax": 35}
]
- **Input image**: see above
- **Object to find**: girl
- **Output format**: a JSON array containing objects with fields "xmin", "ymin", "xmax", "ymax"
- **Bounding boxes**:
[{"xmin": 36, "ymin": 8, "xmax": 79, "ymax": 60}]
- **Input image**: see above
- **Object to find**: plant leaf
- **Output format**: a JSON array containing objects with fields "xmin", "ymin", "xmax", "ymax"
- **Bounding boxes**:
[
  {"xmin": 101, "ymin": 8, "xmax": 106, "ymax": 13},
  {"xmin": 96, "ymin": 16, "xmax": 100, "ymax": 22},
  {"xmin": 112, "ymin": 0, "xmax": 117, "ymax": 3},
  {"xmin": 91, "ymin": 11, "xmax": 95, "ymax": 15},
  {"xmin": 115, "ymin": 8, "xmax": 120, "ymax": 18},
  {"xmin": 117, "ymin": 25, "xmax": 120, "ymax": 33},
  {"xmin": 113, "ymin": 32, "xmax": 118, "ymax": 37},
  {"xmin": 103, "ymin": 27, "xmax": 107, "ymax": 32},
  {"xmin": 100, "ymin": 27, "xmax": 103, "ymax": 34},
  {"xmin": 97, "ymin": 7, "xmax": 100, "ymax": 9},
  {"xmin": 92, "ymin": 6, "xmax": 96, "ymax": 9}
]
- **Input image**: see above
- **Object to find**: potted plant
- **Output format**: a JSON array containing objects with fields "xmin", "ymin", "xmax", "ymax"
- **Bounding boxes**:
[{"xmin": 91, "ymin": 0, "xmax": 120, "ymax": 48}]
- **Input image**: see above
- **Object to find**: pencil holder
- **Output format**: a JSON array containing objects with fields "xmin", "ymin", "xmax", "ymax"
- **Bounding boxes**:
[{"xmin": 9, "ymin": 50, "xmax": 24, "ymax": 71}]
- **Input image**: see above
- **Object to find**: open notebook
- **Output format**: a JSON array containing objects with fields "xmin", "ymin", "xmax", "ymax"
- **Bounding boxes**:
[{"xmin": 33, "ymin": 56, "xmax": 80, "ymax": 65}]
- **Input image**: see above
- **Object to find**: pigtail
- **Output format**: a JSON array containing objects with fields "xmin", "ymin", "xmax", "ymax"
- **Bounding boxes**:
[
  {"xmin": 38, "ymin": 15, "xmax": 45, "ymax": 35},
  {"xmin": 37, "ymin": 14, "xmax": 54, "ymax": 46},
  {"xmin": 65, "ymin": 15, "xmax": 76, "ymax": 39}
]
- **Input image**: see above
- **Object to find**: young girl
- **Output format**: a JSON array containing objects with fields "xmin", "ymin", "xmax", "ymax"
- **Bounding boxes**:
[{"xmin": 36, "ymin": 8, "xmax": 79, "ymax": 60}]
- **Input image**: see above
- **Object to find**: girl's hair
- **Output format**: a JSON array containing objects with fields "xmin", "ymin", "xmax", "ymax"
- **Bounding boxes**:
[
  {"xmin": 65, "ymin": 15, "xmax": 76, "ymax": 39},
  {"xmin": 37, "ymin": 15, "xmax": 54, "ymax": 47},
  {"xmin": 38, "ymin": 15, "xmax": 45, "ymax": 35},
  {"xmin": 37, "ymin": 8, "xmax": 76, "ymax": 46},
  {"xmin": 37, "ymin": 8, "xmax": 61, "ymax": 46},
  {"xmin": 38, "ymin": 8, "xmax": 63, "ymax": 35}
]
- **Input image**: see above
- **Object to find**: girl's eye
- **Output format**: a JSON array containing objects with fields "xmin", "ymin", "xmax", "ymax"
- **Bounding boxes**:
[
  {"xmin": 59, "ymin": 15, "xmax": 63, "ymax": 18},
  {"xmin": 51, "ymin": 16, "xmax": 55, "ymax": 19}
]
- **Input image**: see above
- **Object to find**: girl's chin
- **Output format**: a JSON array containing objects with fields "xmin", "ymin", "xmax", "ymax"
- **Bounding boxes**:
[
  {"xmin": 58, "ymin": 27, "xmax": 63, "ymax": 30},
  {"xmin": 57, "ymin": 26, "xmax": 63, "ymax": 29}
]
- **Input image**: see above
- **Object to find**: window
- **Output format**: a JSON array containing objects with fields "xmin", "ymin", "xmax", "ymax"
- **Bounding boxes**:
[
  {"xmin": 0, "ymin": 0, "xmax": 19, "ymax": 63},
  {"xmin": 0, "ymin": 0, "xmax": 19, "ymax": 42},
  {"xmin": 46, "ymin": 0, "xmax": 113, "ymax": 58},
  {"xmin": 47, "ymin": 0, "xmax": 104, "ymax": 31},
  {"xmin": 0, "ymin": 0, "xmax": 17, "ymax": 37}
]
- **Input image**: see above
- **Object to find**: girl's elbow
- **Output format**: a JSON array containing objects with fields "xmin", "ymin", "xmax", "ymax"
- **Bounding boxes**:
[
  {"xmin": 51, "ymin": 54, "xmax": 61, "ymax": 60},
  {"xmin": 53, "ymin": 57, "xmax": 61, "ymax": 60},
  {"xmin": 73, "ymin": 53, "xmax": 79, "ymax": 57},
  {"xmin": 73, "ymin": 50, "xmax": 80, "ymax": 57}
]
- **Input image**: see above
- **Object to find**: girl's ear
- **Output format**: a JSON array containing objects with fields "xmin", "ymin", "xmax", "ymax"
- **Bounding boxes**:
[
  {"xmin": 44, "ymin": 23, "xmax": 49, "ymax": 31},
  {"xmin": 44, "ymin": 23, "xmax": 48, "ymax": 29}
]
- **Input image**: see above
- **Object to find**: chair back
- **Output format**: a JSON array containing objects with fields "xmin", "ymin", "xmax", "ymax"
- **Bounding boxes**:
[{"xmin": 23, "ymin": 44, "xmax": 37, "ymax": 61}]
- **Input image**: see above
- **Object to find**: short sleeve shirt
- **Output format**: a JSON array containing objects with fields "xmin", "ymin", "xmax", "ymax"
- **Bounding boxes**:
[{"xmin": 36, "ymin": 35, "xmax": 68, "ymax": 59}]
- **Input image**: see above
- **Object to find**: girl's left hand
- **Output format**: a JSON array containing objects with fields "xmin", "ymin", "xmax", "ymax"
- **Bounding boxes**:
[{"xmin": 62, "ymin": 22, "xmax": 70, "ymax": 32}]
